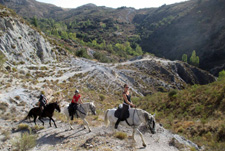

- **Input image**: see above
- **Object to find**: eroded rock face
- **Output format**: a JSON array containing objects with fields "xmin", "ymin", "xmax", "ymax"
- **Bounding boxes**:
[{"xmin": 0, "ymin": 9, "xmax": 56, "ymax": 64}]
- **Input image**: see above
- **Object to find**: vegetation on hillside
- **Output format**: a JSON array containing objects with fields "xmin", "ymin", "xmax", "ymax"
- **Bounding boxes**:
[
  {"xmin": 26, "ymin": 17, "xmax": 143, "ymax": 62},
  {"xmin": 0, "ymin": 51, "xmax": 6, "ymax": 68},
  {"xmin": 133, "ymin": 70, "xmax": 225, "ymax": 150}
]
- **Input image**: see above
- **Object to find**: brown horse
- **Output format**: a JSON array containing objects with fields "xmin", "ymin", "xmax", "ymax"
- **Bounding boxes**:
[{"xmin": 25, "ymin": 102, "xmax": 61, "ymax": 128}]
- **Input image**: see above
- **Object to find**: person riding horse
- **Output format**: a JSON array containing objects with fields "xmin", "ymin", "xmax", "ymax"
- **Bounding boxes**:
[
  {"xmin": 69, "ymin": 90, "xmax": 83, "ymax": 120},
  {"xmin": 38, "ymin": 92, "xmax": 48, "ymax": 114},
  {"xmin": 115, "ymin": 84, "xmax": 136, "ymax": 129}
]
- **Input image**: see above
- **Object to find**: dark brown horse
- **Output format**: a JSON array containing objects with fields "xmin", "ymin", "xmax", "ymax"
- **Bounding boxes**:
[{"xmin": 25, "ymin": 102, "xmax": 61, "ymax": 128}]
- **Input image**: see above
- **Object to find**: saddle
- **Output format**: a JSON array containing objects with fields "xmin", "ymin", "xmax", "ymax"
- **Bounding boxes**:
[
  {"xmin": 114, "ymin": 104, "xmax": 129, "ymax": 121},
  {"xmin": 68, "ymin": 105, "xmax": 78, "ymax": 118}
]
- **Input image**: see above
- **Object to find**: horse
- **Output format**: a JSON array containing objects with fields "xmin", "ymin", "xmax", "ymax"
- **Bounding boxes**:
[
  {"xmin": 104, "ymin": 108, "xmax": 156, "ymax": 147},
  {"xmin": 63, "ymin": 102, "xmax": 96, "ymax": 132},
  {"xmin": 24, "ymin": 102, "xmax": 61, "ymax": 128}
]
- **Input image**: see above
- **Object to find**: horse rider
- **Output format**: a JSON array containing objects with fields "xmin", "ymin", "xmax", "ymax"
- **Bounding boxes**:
[
  {"xmin": 38, "ymin": 92, "xmax": 48, "ymax": 114},
  {"xmin": 115, "ymin": 84, "xmax": 136, "ymax": 129},
  {"xmin": 69, "ymin": 90, "xmax": 83, "ymax": 120}
]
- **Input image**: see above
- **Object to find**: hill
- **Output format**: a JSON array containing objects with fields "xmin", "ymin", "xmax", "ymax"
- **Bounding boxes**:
[
  {"xmin": 134, "ymin": 0, "xmax": 225, "ymax": 76},
  {"xmin": 136, "ymin": 72, "xmax": 225, "ymax": 150},
  {"xmin": 0, "ymin": 5, "xmax": 217, "ymax": 150},
  {"xmin": 2, "ymin": 0, "xmax": 225, "ymax": 75}
]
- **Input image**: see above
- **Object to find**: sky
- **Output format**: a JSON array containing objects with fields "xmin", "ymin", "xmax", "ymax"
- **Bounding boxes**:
[{"xmin": 36, "ymin": 0, "xmax": 189, "ymax": 9}]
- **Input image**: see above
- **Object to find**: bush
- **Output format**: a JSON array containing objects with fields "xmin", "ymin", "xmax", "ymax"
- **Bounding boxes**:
[
  {"xmin": 168, "ymin": 90, "xmax": 177, "ymax": 98},
  {"xmin": 217, "ymin": 124, "xmax": 225, "ymax": 142},
  {"xmin": 99, "ymin": 94, "xmax": 106, "ymax": 101},
  {"xmin": 114, "ymin": 131, "xmax": 127, "ymax": 140},
  {"xmin": 76, "ymin": 48, "xmax": 90, "ymax": 59},
  {"xmin": 218, "ymin": 70, "xmax": 225, "ymax": 81},
  {"xmin": 13, "ymin": 132, "xmax": 37, "ymax": 151},
  {"xmin": 17, "ymin": 124, "xmax": 30, "ymax": 131}
]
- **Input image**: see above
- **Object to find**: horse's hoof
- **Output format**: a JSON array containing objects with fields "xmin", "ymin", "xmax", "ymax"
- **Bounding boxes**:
[{"xmin": 143, "ymin": 143, "xmax": 146, "ymax": 147}]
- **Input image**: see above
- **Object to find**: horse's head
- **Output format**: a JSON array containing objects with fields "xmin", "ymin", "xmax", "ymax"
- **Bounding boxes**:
[
  {"xmin": 54, "ymin": 101, "xmax": 61, "ymax": 113},
  {"xmin": 89, "ymin": 102, "xmax": 96, "ymax": 115},
  {"xmin": 144, "ymin": 112, "xmax": 156, "ymax": 134}
]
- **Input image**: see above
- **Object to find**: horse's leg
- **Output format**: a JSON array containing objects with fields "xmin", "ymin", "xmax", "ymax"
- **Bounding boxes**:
[
  {"xmin": 50, "ymin": 117, "xmax": 57, "ymax": 128},
  {"xmin": 137, "ymin": 129, "xmax": 146, "ymax": 147},
  {"xmin": 34, "ymin": 116, "xmax": 37, "ymax": 125},
  {"xmin": 132, "ymin": 127, "xmax": 136, "ymax": 141},
  {"xmin": 83, "ymin": 118, "xmax": 91, "ymax": 132},
  {"xmin": 49, "ymin": 118, "xmax": 52, "ymax": 127},
  {"xmin": 38, "ymin": 117, "xmax": 44, "ymax": 126},
  {"xmin": 68, "ymin": 116, "xmax": 73, "ymax": 130}
]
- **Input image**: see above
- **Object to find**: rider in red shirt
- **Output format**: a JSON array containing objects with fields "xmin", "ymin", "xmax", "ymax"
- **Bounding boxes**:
[{"xmin": 69, "ymin": 90, "xmax": 83, "ymax": 120}]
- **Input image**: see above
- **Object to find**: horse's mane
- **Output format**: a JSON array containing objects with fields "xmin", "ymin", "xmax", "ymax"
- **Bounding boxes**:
[{"xmin": 46, "ymin": 102, "xmax": 58, "ymax": 107}]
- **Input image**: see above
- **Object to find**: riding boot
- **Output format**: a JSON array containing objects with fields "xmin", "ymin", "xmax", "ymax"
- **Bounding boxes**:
[
  {"xmin": 115, "ymin": 119, "xmax": 121, "ymax": 129},
  {"xmin": 71, "ymin": 115, "xmax": 73, "ymax": 120}
]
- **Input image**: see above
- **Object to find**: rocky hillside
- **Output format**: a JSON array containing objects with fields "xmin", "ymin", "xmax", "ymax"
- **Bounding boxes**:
[
  {"xmin": 0, "ymin": 5, "xmax": 67, "ymax": 65},
  {"xmin": 0, "ymin": 4, "xmax": 217, "ymax": 151},
  {"xmin": 1, "ymin": 0, "xmax": 225, "ymax": 75},
  {"xmin": 0, "ymin": 0, "xmax": 64, "ymax": 18}
]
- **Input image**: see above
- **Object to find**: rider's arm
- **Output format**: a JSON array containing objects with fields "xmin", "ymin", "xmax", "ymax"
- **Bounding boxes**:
[
  {"xmin": 78, "ymin": 98, "xmax": 83, "ymax": 104},
  {"xmin": 123, "ymin": 93, "xmax": 135, "ymax": 107}
]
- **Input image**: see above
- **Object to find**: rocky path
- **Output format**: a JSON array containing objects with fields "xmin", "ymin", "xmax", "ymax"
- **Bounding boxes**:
[{"xmin": 22, "ymin": 115, "xmax": 195, "ymax": 151}]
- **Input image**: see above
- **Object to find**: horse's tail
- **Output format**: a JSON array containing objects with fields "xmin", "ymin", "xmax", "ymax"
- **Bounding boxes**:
[
  {"xmin": 19, "ymin": 109, "xmax": 33, "ymax": 124},
  {"xmin": 104, "ymin": 109, "xmax": 109, "ymax": 127}
]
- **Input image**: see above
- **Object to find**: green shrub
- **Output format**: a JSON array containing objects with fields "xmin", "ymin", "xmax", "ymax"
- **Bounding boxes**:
[
  {"xmin": 217, "ymin": 124, "xmax": 225, "ymax": 142},
  {"xmin": 76, "ymin": 48, "xmax": 90, "ymax": 59},
  {"xmin": 99, "ymin": 94, "xmax": 106, "ymax": 101},
  {"xmin": 168, "ymin": 90, "xmax": 177, "ymax": 98},
  {"xmin": 218, "ymin": 70, "xmax": 225, "ymax": 81},
  {"xmin": 13, "ymin": 132, "xmax": 37, "ymax": 151}
]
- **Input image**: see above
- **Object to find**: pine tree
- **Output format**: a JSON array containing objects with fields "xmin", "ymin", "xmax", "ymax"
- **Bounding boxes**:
[
  {"xmin": 182, "ymin": 54, "xmax": 188, "ymax": 63},
  {"xmin": 190, "ymin": 50, "xmax": 199, "ymax": 67}
]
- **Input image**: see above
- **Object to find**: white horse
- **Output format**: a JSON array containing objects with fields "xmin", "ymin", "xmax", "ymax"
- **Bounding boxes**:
[
  {"xmin": 63, "ymin": 102, "xmax": 96, "ymax": 132},
  {"xmin": 104, "ymin": 108, "xmax": 156, "ymax": 147}
]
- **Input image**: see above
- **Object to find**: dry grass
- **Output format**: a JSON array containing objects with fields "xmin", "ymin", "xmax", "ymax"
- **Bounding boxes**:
[
  {"xmin": 12, "ymin": 132, "xmax": 37, "ymax": 151},
  {"xmin": 17, "ymin": 123, "xmax": 30, "ymax": 131},
  {"xmin": 14, "ymin": 95, "xmax": 20, "ymax": 100},
  {"xmin": 1, "ymin": 130, "xmax": 10, "ymax": 142},
  {"xmin": 114, "ymin": 131, "xmax": 127, "ymax": 140},
  {"xmin": 18, "ymin": 101, "xmax": 27, "ymax": 106},
  {"xmin": 0, "ymin": 102, "xmax": 9, "ymax": 112}
]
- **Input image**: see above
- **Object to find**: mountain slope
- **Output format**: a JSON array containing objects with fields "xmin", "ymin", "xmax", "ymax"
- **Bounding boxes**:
[
  {"xmin": 0, "ymin": 0, "xmax": 64, "ymax": 18},
  {"xmin": 2, "ymin": 0, "xmax": 224, "ymax": 75},
  {"xmin": 134, "ymin": 0, "xmax": 225, "ymax": 75},
  {"xmin": 0, "ymin": 5, "xmax": 217, "ymax": 151},
  {"xmin": 0, "ymin": 4, "xmax": 67, "ymax": 65}
]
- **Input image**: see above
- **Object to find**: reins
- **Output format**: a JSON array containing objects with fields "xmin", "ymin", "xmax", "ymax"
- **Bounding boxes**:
[
  {"xmin": 125, "ymin": 107, "xmax": 140, "ymax": 128},
  {"xmin": 77, "ymin": 104, "xmax": 86, "ymax": 115}
]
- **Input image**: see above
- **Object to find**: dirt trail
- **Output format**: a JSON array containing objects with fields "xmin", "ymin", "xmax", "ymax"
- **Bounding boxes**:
[{"xmin": 29, "ymin": 119, "xmax": 181, "ymax": 151}]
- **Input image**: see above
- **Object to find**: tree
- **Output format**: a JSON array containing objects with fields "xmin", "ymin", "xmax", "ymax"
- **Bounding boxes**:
[
  {"xmin": 182, "ymin": 54, "xmax": 188, "ymax": 63},
  {"xmin": 135, "ymin": 45, "xmax": 143, "ymax": 55},
  {"xmin": 218, "ymin": 70, "xmax": 225, "ymax": 80},
  {"xmin": 33, "ymin": 16, "xmax": 38, "ymax": 27},
  {"xmin": 190, "ymin": 50, "xmax": 199, "ymax": 67}
]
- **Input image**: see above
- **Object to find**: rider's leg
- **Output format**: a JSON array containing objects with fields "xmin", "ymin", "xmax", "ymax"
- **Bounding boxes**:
[
  {"xmin": 74, "ymin": 103, "xmax": 78, "ymax": 118},
  {"xmin": 115, "ymin": 104, "xmax": 128, "ymax": 129}
]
